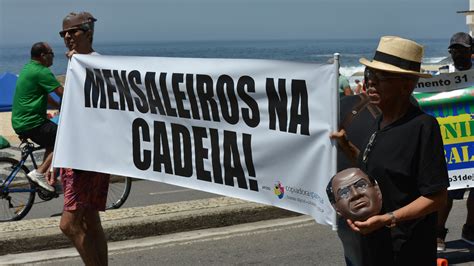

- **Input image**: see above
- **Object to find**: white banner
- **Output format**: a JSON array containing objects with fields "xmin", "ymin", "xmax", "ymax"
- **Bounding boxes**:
[
  {"xmin": 416, "ymin": 68, "xmax": 474, "ymax": 93},
  {"xmin": 53, "ymin": 55, "xmax": 338, "ymax": 225}
]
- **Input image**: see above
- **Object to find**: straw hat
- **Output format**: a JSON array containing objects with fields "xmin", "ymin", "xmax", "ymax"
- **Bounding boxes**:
[{"xmin": 360, "ymin": 36, "xmax": 432, "ymax": 78}]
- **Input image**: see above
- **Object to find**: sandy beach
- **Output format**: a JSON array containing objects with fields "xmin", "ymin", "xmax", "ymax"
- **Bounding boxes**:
[
  {"xmin": 1, "ymin": 75, "xmax": 64, "ymax": 145},
  {"xmin": 0, "ymin": 112, "xmax": 15, "ymax": 144}
]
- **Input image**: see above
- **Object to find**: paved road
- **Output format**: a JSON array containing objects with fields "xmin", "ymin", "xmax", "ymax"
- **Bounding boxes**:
[
  {"xmin": 6, "ymin": 199, "xmax": 474, "ymax": 265},
  {"xmin": 8, "ymin": 217, "xmax": 347, "ymax": 266},
  {"xmin": 25, "ymin": 179, "xmax": 220, "ymax": 220},
  {"xmin": 3, "ymin": 146, "xmax": 474, "ymax": 265}
]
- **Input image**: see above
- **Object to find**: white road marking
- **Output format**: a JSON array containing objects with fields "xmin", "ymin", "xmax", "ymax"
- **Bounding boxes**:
[{"xmin": 149, "ymin": 189, "xmax": 191, "ymax": 195}]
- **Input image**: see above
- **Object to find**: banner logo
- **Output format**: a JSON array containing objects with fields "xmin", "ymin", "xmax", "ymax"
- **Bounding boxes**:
[{"xmin": 274, "ymin": 182, "xmax": 285, "ymax": 199}]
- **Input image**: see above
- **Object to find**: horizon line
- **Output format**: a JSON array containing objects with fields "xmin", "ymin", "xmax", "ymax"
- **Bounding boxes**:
[{"xmin": 0, "ymin": 37, "xmax": 449, "ymax": 48}]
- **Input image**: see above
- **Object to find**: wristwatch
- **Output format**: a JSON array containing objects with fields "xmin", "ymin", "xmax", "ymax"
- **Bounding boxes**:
[{"xmin": 386, "ymin": 212, "xmax": 397, "ymax": 228}]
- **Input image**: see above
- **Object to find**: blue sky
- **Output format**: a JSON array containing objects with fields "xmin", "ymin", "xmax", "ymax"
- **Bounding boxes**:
[{"xmin": 0, "ymin": 0, "xmax": 470, "ymax": 46}]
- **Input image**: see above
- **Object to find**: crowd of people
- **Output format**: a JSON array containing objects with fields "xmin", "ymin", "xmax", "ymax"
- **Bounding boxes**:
[{"xmin": 10, "ymin": 8, "xmax": 474, "ymax": 265}]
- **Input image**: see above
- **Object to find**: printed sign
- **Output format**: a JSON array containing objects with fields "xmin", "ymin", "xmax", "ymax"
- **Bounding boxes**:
[
  {"xmin": 438, "ymin": 114, "xmax": 474, "ymax": 189},
  {"xmin": 53, "ymin": 55, "xmax": 339, "ymax": 225},
  {"xmin": 416, "ymin": 85, "xmax": 474, "ymax": 190},
  {"xmin": 416, "ymin": 68, "xmax": 474, "ymax": 93}
]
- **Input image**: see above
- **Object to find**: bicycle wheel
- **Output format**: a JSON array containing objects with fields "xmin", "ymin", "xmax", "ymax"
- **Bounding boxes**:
[
  {"xmin": 0, "ymin": 157, "xmax": 36, "ymax": 222},
  {"xmin": 106, "ymin": 175, "xmax": 132, "ymax": 210}
]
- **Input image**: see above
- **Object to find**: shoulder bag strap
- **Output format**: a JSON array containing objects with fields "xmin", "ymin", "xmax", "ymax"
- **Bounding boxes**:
[{"xmin": 340, "ymin": 94, "xmax": 370, "ymax": 130}]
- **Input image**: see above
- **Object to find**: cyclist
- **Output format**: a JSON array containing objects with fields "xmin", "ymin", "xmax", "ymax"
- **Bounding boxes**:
[{"xmin": 11, "ymin": 42, "xmax": 63, "ymax": 192}]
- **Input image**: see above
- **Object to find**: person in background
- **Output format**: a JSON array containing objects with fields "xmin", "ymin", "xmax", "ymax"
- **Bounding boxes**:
[
  {"xmin": 58, "ymin": 11, "xmax": 110, "ymax": 266},
  {"xmin": 353, "ymin": 79, "xmax": 364, "ymax": 94},
  {"xmin": 11, "ymin": 42, "xmax": 63, "ymax": 192},
  {"xmin": 339, "ymin": 74, "xmax": 353, "ymax": 97},
  {"xmin": 332, "ymin": 36, "xmax": 449, "ymax": 265},
  {"xmin": 444, "ymin": 32, "xmax": 473, "ymax": 72},
  {"xmin": 436, "ymin": 31, "xmax": 474, "ymax": 252}
]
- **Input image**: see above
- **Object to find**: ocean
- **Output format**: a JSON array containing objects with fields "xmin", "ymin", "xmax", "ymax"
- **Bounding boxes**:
[{"xmin": 0, "ymin": 39, "xmax": 450, "ymax": 77}]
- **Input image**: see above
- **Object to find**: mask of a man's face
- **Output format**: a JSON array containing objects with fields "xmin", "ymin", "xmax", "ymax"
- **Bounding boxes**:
[{"xmin": 331, "ymin": 168, "xmax": 382, "ymax": 221}]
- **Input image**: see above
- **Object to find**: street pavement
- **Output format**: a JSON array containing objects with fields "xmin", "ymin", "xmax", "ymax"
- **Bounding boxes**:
[
  {"xmin": 2, "ymin": 201, "xmax": 474, "ymax": 265},
  {"xmin": 0, "ymin": 196, "xmax": 298, "ymax": 256},
  {"xmin": 1, "ymin": 146, "xmax": 474, "ymax": 265},
  {"xmin": 22, "ymin": 180, "xmax": 222, "ymax": 220},
  {"xmin": 4, "ymin": 216, "xmax": 346, "ymax": 266}
]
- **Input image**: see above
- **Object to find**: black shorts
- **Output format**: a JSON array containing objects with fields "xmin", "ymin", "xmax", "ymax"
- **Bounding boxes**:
[{"xmin": 18, "ymin": 120, "xmax": 57, "ymax": 148}]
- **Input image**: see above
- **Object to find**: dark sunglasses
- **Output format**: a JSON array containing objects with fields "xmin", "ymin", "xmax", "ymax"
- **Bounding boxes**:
[
  {"xmin": 448, "ymin": 47, "xmax": 471, "ymax": 55},
  {"xmin": 44, "ymin": 51, "xmax": 54, "ymax": 57},
  {"xmin": 336, "ymin": 178, "xmax": 372, "ymax": 201},
  {"xmin": 59, "ymin": 28, "xmax": 85, "ymax": 38},
  {"xmin": 362, "ymin": 131, "xmax": 378, "ymax": 164},
  {"xmin": 364, "ymin": 67, "xmax": 410, "ymax": 84}
]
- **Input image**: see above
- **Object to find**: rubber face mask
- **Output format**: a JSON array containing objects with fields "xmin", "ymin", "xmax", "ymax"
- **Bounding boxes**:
[{"xmin": 330, "ymin": 168, "xmax": 382, "ymax": 222}]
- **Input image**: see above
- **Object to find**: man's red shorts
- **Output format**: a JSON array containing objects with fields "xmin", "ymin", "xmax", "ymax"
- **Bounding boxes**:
[{"xmin": 61, "ymin": 169, "xmax": 110, "ymax": 211}]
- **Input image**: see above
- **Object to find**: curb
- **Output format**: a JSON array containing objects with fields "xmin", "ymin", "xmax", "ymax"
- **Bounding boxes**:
[{"xmin": 0, "ymin": 197, "xmax": 300, "ymax": 255}]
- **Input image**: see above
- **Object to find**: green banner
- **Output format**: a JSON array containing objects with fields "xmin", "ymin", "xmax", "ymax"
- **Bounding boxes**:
[
  {"xmin": 414, "ymin": 87, "xmax": 474, "ymax": 117},
  {"xmin": 413, "ymin": 87, "xmax": 474, "ymax": 108},
  {"xmin": 414, "ymin": 87, "xmax": 474, "ymax": 190}
]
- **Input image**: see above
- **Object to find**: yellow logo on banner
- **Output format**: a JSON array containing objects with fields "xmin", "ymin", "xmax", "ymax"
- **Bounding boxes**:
[{"xmin": 437, "ymin": 114, "xmax": 474, "ymax": 145}]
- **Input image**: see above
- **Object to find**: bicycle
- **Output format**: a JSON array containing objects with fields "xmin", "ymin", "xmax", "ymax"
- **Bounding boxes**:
[{"xmin": 0, "ymin": 139, "xmax": 132, "ymax": 222}]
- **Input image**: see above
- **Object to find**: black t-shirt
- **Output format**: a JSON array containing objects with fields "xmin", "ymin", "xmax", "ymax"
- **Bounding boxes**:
[{"xmin": 358, "ymin": 104, "xmax": 449, "ymax": 265}]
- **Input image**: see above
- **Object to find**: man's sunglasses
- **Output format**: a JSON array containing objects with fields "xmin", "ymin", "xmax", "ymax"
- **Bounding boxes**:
[
  {"xmin": 59, "ymin": 28, "xmax": 86, "ymax": 38},
  {"xmin": 362, "ymin": 131, "xmax": 377, "ymax": 164},
  {"xmin": 364, "ymin": 67, "xmax": 413, "ymax": 85},
  {"xmin": 448, "ymin": 47, "xmax": 471, "ymax": 55}
]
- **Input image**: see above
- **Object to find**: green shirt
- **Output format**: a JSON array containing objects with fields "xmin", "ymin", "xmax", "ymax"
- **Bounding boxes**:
[{"xmin": 11, "ymin": 60, "xmax": 60, "ymax": 133}]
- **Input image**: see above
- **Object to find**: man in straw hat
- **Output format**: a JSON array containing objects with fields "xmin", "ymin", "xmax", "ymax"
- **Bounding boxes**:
[
  {"xmin": 332, "ymin": 36, "xmax": 449, "ymax": 265},
  {"xmin": 57, "ymin": 11, "xmax": 110, "ymax": 266}
]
